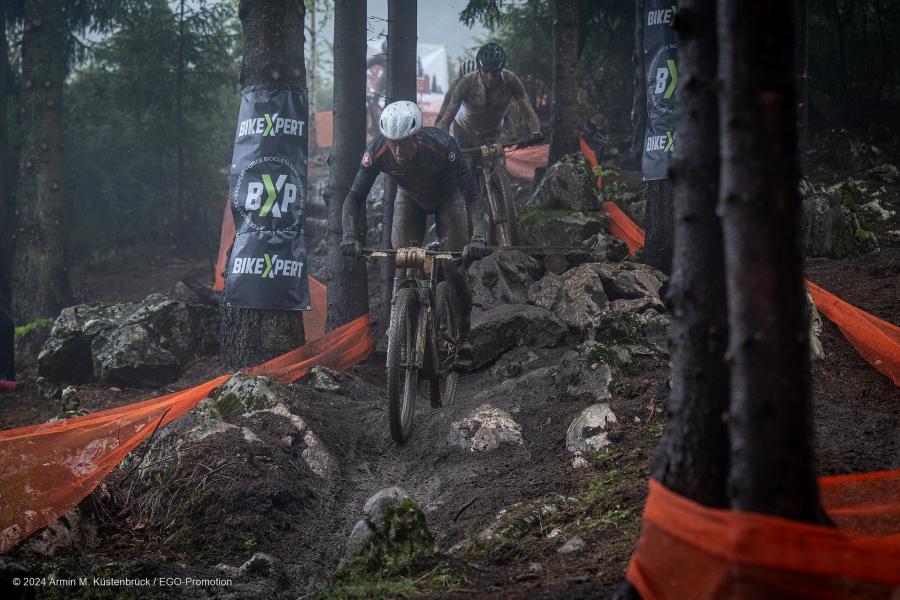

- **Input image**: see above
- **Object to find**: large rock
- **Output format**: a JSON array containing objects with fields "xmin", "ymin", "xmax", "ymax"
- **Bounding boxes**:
[
  {"xmin": 527, "ymin": 152, "xmax": 600, "ymax": 213},
  {"xmin": 474, "ymin": 351, "xmax": 611, "ymax": 406},
  {"xmin": 449, "ymin": 404, "xmax": 524, "ymax": 452},
  {"xmin": 468, "ymin": 304, "xmax": 568, "ymax": 370},
  {"xmin": 566, "ymin": 404, "xmax": 618, "ymax": 453},
  {"xmin": 595, "ymin": 262, "xmax": 667, "ymax": 303},
  {"xmin": 38, "ymin": 301, "xmax": 139, "ymax": 383},
  {"xmin": 520, "ymin": 210, "xmax": 608, "ymax": 247},
  {"xmin": 800, "ymin": 179, "xmax": 879, "ymax": 258},
  {"xmin": 529, "ymin": 264, "xmax": 609, "ymax": 331},
  {"xmin": 469, "ymin": 249, "xmax": 543, "ymax": 313},
  {"xmin": 39, "ymin": 294, "xmax": 219, "ymax": 386},
  {"xmin": 582, "ymin": 232, "xmax": 628, "ymax": 263}
]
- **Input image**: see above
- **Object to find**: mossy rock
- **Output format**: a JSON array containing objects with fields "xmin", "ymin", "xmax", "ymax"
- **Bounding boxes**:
[{"xmin": 207, "ymin": 374, "xmax": 279, "ymax": 419}]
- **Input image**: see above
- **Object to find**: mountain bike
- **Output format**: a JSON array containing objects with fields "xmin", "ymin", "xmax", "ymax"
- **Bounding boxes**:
[
  {"xmin": 364, "ymin": 245, "xmax": 464, "ymax": 444},
  {"xmin": 461, "ymin": 139, "xmax": 536, "ymax": 247}
]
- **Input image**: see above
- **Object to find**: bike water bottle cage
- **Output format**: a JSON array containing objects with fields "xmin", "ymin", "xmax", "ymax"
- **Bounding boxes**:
[{"xmin": 476, "ymin": 42, "xmax": 506, "ymax": 72}]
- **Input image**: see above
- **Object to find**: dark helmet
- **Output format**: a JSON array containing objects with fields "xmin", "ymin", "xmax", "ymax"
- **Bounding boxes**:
[{"xmin": 476, "ymin": 42, "xmax": 506, "ymax": 72}]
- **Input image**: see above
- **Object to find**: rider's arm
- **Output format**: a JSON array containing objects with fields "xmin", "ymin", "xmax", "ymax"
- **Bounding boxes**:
[
  {"xmin": 435, "ymin": 75, "xmax": 467, "ymax": 133},
  {"xmin": 341, "ymin": 154, "xmax": 380, "ymax": 239},
  {"xmin": 447, "ymin": 137, "xmax": 488, "ymax": 240},
  {"xmin": 510, "ymin": 73, "xmax": 542, "ymax": 135},
  {"xmin": 434, "ymin": 78, "xmax": 460, "ymax": 129}
]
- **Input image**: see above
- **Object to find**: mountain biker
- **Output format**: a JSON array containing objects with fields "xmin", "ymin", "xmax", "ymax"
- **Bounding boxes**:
[
  {"xmin": 435, "ymin": 42, "xmax": 543, "ymax": 155},
  {"xmin": 340, "ymin": 100, "xmax": 488, "ymax": 367}
]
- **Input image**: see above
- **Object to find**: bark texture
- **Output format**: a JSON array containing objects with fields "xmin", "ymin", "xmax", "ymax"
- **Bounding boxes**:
[
  {"xmin": 549, "ymin": 0, "xmax": 580, "ymax": 163},
  {"xmin": 0, "ymin": 0, "xmax": 11, "ymax": 307},
  {"xmin": 380, "ymin": 0, "xmax": 417, "ymax": 329},
  {"xmin": 12, "ymin": 0, "xmax": 71, "ymax": 321},
  {"xmin": 642, "ymin": 180, "xmax": 673, "ymax": 274},
  {"xmin": 718, "ymin": 0, "xmax": 824, "ymax": 523},
  {"xmin": 653, "ymin": 0, "xmax": 729, "ymax": 508},
  {"xmin": 325, "ymin": 0, "xmax": 368, "ymax": 330},
  {"xmin": 794, "ymin": 0, "xmax": 809, "ymax": 164},
  {"xmin": 628, "ymin": 0, "xmax": 647, "ymax": 168},
  {"xmin": 221, "ymin": 0, "xmax": 307, "ymax": 369}
]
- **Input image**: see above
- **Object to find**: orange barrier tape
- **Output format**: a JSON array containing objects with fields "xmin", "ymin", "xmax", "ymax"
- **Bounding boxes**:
[
  {"xmin": 627, "ymin": 476, "xmax": 900, "ymax": 600},
  {"xmin": 0, "ymin": 314, "xmax": 374, "ymax": 553},
  {"xmin": 603, "ymin": 200, "xmax": 646, "ymax": 255},
  {"xmin": 504, "ymin": 143, "xmax": 549, "ymax": 181},
  {"xmin": 806, "ymin": 280, "xmax": 900, "ymax": 387}
]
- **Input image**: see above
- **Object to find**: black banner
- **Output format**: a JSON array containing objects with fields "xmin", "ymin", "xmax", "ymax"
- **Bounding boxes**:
[
  {"xmin": 641, "ymin": 1, "xmax": 678, "ymax": 181},
  {"xmin": 225, "ymin": 85, "xmax": 310, "ymax": 310}
]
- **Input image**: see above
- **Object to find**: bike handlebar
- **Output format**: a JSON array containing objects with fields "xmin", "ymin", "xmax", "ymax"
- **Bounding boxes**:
[
  {"xmin": 460, "ymin": 138, "xmax": 534, "ymax": 155},
  {"xmin": 362, "ymin": 247, "xmax": 464, "ymax": 258}
]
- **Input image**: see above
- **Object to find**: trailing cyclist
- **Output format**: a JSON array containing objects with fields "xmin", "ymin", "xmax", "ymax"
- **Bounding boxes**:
[
  {"xmin": 435, "ymin": 42, "xmax": 543, "ymax": 158},
  {"xmin": 340, "ymin": 100, "xmax": 489, "ymax": 368}
]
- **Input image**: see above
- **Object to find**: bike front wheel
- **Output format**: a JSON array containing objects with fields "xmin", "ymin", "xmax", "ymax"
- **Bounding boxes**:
[{"xmin": 386, "ymin": 288, "xmax": 420, "ymax": 444}]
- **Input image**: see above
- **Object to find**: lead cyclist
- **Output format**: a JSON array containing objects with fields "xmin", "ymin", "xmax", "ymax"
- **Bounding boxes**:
[{"xmin": 340, "ymin": 101, "xmax": 489, "ymax": 369}]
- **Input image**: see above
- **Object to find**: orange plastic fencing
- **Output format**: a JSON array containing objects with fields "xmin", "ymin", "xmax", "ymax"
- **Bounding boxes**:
[
  {"xmin": 0, "ymin": 314, "xmax": 374, "ymax": 553},
  {"xmin": 504, "ymin": 143, "xmax": 549, "ymax": 181},
  {"xmin": 806, "ymin": 280, "xmax": 900, "ymax": 387},
  {"xmin": 626, "ymin": 476, "xmax": 900, "ymax": 600}
]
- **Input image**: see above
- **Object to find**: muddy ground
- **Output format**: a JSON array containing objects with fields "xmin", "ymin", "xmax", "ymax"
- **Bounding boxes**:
[{"xmin": 1, "ymin": 132, "xmax": 898, "ymax": 599}]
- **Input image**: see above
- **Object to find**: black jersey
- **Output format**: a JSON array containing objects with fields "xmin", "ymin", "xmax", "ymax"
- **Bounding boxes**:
[
  {"xmin": 342, "ymin": 127, "xmax": 486, "ymax": 241},
  {"xmin": 348, "ymin": 127, "xmax": 482, "ymax": 212}
]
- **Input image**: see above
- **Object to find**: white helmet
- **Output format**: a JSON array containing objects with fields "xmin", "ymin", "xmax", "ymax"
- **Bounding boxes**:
[{"xmin": 379, "ymin": 100, "xmax": 423, "ymax": 140}]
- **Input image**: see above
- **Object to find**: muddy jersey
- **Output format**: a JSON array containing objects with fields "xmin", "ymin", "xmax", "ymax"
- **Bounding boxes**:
[
  {"xmin": 342, "ymin": 127, "xmax": 486, "ymax": 238},
  {"xmin": 439, "ymin": 70, "xmax": 541, "ymax": 144}
]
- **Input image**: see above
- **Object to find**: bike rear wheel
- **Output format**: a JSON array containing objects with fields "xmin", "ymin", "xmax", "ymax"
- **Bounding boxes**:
[
  {"xmin": 386, "ymin": 288, "xmax": 420, "ymax": 444},
  {"xmin": 430, "ymin": 281, "xmax": 460, "ymax": 408}
]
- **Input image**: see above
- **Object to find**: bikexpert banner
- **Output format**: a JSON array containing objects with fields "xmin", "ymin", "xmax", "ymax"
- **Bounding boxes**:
[
  {"xmin": 225, "ymin": 85, "xmax": 310, "ymax": 310},
  {"xmin": 642, "ymin": 1, "xmax": 678, "ymax": 181}
]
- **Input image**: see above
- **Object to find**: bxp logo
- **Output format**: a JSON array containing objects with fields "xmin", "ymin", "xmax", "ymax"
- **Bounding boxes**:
[
  {"xmin": 653, "ymin": 59, "xmax": 678, "ymax": 100},
  {"xmin": 647, "ymin": 43, "xmax": 678, "ymax": 113},
  {"xmin": 645, "ymin": 131, "xmax": 675, "ymax": 153},
  {"xmin": 245, "ymin": 173, "xmax": 297, "ymax": 218},
  {"xmin": 232, "ymin": 253, "xmax": 304, "ymax": 279},
  {"xmin": 238, "ymin": 113, "xmax": 306, "ymax": 138},
  {"xmin": 232, "ymin": 156, "xmax": 304, "ymax": 231}
]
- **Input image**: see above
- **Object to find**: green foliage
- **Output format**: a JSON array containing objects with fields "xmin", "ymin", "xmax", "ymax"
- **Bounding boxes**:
[
  {"xmin": 321, "ymin": 562, "xmax": 462, "ymax": 600},
  {"xmin": 14, "ymin": 318, "xmax": 55, "ymax": 341},
  {"xmin": 62, "ymin": 0, "xmax": 240, "ymax": 259}
]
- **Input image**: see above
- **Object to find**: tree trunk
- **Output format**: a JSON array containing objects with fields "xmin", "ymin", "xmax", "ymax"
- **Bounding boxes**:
[
  {"xmin": 654, "ymin": 0, "xmax": 728, "ymax": 507},
  {"xmin": 221, "ymin": 0, "xmax": 307, "ymax": 369},
  {"xmin": 175, "ymin": 0, "xmax": 187, "ymax": 253},
  {"xmin": 12, "ymin": 0, "xmax": 71, "ymax": 321},
  {"xmin": 628, "ymin": 0, "xmax": 646, "ymax": 169},
  {"xmin": 325, "ymin": 0, "xmax": 368, "ymax": 330},
  {"xmin": 718, "ymin": 0, "xmax": 825, "ymax": 524},
  {"xmin": 0, "ymin": 0, "xmax": 12, "ymax": 307},
  {"xmin": 794, "ymin": 0, "xmax": 809, "ymax": 166},
  {"xmin": 307, "ymin": 0, "xmax": 317, "ymax": 151},
  {"xmin": 641, "ymin": 180, "xmax": 673, "ymax": 274},
  {"xmin": 380, "ymin": 0, "xmax": 416, "ymax": 329},
  {"xmin": 549, "ymin": 0, "xmax": 579, "ymax": 163}
]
